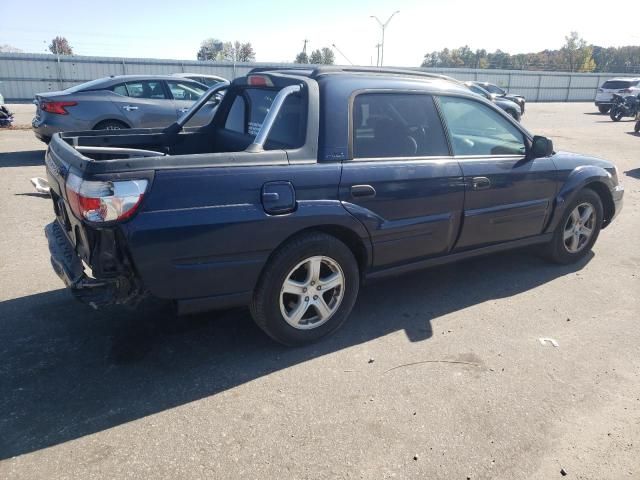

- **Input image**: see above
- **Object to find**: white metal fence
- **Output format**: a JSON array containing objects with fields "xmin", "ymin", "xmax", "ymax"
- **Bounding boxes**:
[{"xmin": 0, "ymin": 52, "xmax": 634, "ymax": 103}]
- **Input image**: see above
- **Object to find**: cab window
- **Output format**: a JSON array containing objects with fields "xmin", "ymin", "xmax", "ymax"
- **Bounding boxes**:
[
  {"xmin": 438, "ymin": 96, "xmax": 526, "ymax": 156},
  {"xmin": 352, "ymin": 93, "xmax": 449, "ymax": 158}
]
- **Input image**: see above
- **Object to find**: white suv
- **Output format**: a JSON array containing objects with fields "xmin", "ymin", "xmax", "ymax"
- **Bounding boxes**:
[{"xmin": 595, "ymin": 77, "xmax": 640, "ymax": 113}]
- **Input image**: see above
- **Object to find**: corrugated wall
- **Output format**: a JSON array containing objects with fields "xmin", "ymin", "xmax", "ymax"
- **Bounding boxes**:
[{"xmin": 0, "ymin": 52, "xmax": 633, "ymax": 102}]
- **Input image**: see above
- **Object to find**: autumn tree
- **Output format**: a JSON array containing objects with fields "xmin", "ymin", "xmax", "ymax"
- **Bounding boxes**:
[{"xmin": 49, "ymin": 36, "xmax": 73, "ymax": 55}]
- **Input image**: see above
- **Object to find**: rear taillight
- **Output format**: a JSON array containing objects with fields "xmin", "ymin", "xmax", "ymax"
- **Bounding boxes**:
[
  {"xmin": 247, "ymin": 75, "xmax": 274, "ymax": 87},
  {"xmin": 41, "ymin": 101, "xmax": 77, "ymax": 115},
  {"xmin": 65, "ymin": 172, "xmax": 148, "ymax": 223},
  {"xmin": 619, "ymin": 88, "xmax": 633, "ymax": 94}
]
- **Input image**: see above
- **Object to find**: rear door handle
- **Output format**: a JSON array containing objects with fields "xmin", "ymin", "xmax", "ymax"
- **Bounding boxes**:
[
  {"xmin": 471, "ymin": 177, "xmax": 491, "ymax": 190},
  {"xmin": 178, "ymin": 107, "xmax": 190, "ymax": 113},
  {"xmin": 122, "ymin": 105, "xmax": 138, "ymax": 111},
  {"xmin": 350, "ymin": 184, "xmax": 376, "ymax": 198}
]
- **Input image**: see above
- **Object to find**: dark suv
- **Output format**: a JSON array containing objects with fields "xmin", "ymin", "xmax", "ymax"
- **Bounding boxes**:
[{"xmin": 43, "ymin": 67, "xmax": 623, "ymax": 345}]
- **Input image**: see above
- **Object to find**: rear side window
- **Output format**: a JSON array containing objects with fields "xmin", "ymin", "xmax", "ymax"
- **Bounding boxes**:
[
  {"xmin": 602, "ymin": 80, "xmax": 634, "ymax": 89},
  {"xmin": 111, "ymin": 84, "xmax": 128, "ymax": 96},
  {"xmin": 222, "ymin": 88, "xmax": 306, "ymax": 150},
  {"xmin": 352, "ymin": 93, "xmax": 449, "ymax": 158},
  {"xmin": 124, "ymin": 81, "xmax": 167, "ymax": 99},
  {"xmin": 167, "ymin": 81, "xmax": 206, "ymax": 101}
]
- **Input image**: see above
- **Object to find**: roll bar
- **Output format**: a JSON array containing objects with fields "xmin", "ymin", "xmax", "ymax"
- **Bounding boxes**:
[
  {"xmin": 245, "ymin": 84, "xmax": 302, "ymax": 153},
  {"xmin": 163, "ymin": 80, "xmax": 230, "ymax": 135}
]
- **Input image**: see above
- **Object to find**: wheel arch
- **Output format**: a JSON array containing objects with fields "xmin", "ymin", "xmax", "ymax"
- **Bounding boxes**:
[
  {"xmin": 92, "ymin": 118, "xmax": 132, "ymax": 130},
  {"xmin": 260, "ymin": 224, "xmax": 372, "ymax": 283},
  {"xmin": 546, "ymin": 166, "xmax": 615, "ymax": 233}
]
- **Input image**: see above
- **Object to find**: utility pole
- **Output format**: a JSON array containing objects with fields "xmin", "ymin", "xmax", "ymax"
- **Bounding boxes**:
[
  {"xmin": 302, "ymin": 39, "xmax": 309, "ymax": 55},
  {"xmin": 375, "ymin": 43, "xmax": 382, "ymax": 67},
  {"xmin": 370, "ymin": 11, "xmax": 400, "ymax": 67}
]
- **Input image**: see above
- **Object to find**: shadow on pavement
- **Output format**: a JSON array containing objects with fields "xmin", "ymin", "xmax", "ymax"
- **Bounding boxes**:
[
  {"xmin": 625, "ymin": 167, "xmax": 640, "ymax": 179},
  {"xmin": 0, "ymin": 150, "xmax": 45, "ymax": 168},
  {"xmin": 0, "ymin": 248, "xmax": 592, "ymax": 459}
]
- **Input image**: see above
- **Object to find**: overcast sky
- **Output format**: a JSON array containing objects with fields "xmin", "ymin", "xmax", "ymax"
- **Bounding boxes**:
[{"xmin": 2, "ymin": 0, "xmax": 638, "ymax": 66}]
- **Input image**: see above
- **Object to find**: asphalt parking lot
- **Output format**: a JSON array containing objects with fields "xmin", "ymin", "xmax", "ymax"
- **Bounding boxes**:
[{"xmin": 0, "ymin": 103, "xmax": 639, "ymax": 480}]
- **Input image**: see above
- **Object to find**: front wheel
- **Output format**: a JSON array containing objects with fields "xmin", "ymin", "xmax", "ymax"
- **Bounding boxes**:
[
  {"xmin": 598, "ymin": 105, "xmax": 610, "ymax": 114},
  {"xmin": 250, "ymin": 232, "xmax": 360, "ymax": 346},
  {"xmin": 544, "ymin": 189, "xmax": 603, "ymax": 264},
  {"xmin": 610, "ymin": 107, "xmax": 624, "ymax": 121}
]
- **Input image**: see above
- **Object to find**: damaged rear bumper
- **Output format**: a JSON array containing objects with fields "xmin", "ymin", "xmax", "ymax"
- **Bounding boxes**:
[{"xmin": 45, "ymin": 221, "xmax": 144, "ymax": 308}]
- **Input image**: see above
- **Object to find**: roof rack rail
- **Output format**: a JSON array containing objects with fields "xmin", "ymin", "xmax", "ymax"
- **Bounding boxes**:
[
  {"xmin": 309, "ymin": 66, "xmax": 461, "ymax": 83},
  {"xmin": 248, "ymin": 66, "xmax": 313, "ymax": 75}
]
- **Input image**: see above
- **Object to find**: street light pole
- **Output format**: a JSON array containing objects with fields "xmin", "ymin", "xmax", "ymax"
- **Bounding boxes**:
[{"xmin": 370, "ymin": 10, "xmax": 399, "ymax": 67}]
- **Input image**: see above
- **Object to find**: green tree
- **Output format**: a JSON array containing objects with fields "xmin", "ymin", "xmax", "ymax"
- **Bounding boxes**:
[
  {"xmin": 309, "ymin": 49, "xmax": 323, "ymax": 64},
  {"xmin": 294, "ymin": 51, "xmax": 309, "ymax": 64},
  {"xmin": 237, "ymin": 42, "xmax": 255, "ymax": 62},
  {"xmin": 197, "ymin": 38, "xmax": 223, "ymax": 61},
  {"xmin": 321, "ymin": 47, "xmax": 335, "ymax": 65},
  {"xmin": 562, "ymin": 31, "xmax": 595, "ymax": 72},
  {"xmin": 49, "ymin": 36, "xmax": 73, "ymax": 55}
]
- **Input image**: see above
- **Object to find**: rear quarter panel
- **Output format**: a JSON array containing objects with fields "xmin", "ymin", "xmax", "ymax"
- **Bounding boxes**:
[{"xmin": 123, "ymin": 161, "xmax": 369, "ymax": 300}]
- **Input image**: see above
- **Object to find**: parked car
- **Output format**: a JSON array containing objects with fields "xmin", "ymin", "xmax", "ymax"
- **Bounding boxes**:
[
  {"xmin": 595, "ymin": 78, "xmax": 640, "ymax": 113},
  {"xmin": 470, "ymin": 81, "xmax": 525, "ymax": 114},
  {"xmin": 173, "ymin": 73, "xmax": 228, "ymax": 87},
  {"xmin": 465, "ymin": 82, "xmax": 521, "ymax": 121},
  {"xmin": 31, "ymin": 75, "xmax": 217, "ymax": 143},
  {"xmin": 43, "ymin": 67, "xmax": 624, "ymax": 346}
]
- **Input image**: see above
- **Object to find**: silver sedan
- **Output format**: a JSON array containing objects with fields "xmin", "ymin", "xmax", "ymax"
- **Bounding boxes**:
[{"xmin": 32, "ymin": 75, "xmax": 217, "ymax": 143}]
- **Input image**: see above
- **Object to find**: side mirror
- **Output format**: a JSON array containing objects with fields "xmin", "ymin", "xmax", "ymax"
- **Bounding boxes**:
[{"xmin": 530, "ymin": 135, "xmax": 554, "ymax": 158}]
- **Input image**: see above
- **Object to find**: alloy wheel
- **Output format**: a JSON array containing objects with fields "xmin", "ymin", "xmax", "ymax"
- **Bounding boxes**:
[
  {"xmin": 279, "ymin": 256, "xmax": 345, "ymax": 330},
  {"xmin": 563, "ymin": 202, "xmax": 596, "ymax": 253}
]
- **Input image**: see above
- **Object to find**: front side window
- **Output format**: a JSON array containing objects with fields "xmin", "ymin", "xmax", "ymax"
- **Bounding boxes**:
[
  {"xmin": 438, "ymin": 96, "xmax": 526, "ymax": 156},
  {"xmin": 352, "ymin": 93, "xmax": 449, "ymax": 158},
  {"xmin": 125, "ymin": 81, "xmax": 167, "ymax": 99},
  {"xmin": 167, "ymin": 81, "xmax": 206, "ymax": 101}
]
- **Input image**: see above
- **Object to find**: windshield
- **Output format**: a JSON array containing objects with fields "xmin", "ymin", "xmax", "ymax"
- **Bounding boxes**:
[
  {"xmin": 602, "ymin": 80, "xmax": 635, "ymax": 90},
  {"xmin": 481, "ymin": 83, "xmax": 506, "ymax": 95},
  {"xmin": 467, "ymin": 84, "xmax": 491, "ymax": 99}
]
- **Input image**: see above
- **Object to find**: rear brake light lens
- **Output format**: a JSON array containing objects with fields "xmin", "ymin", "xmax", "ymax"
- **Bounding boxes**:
[
  {"xmin": 619, "ymin": 88, "xmax": 632, "ymax": 94},
  {"xmin": 41, "ymin": 101, "xmax": 77, "ymax": 115},
  {"xmin": 65, "ymin": 172, "xmax": 148, "ymax": 222},
  {"xmin": 247, "ymin": 75, "xmax": 273, "ymax": 87}
]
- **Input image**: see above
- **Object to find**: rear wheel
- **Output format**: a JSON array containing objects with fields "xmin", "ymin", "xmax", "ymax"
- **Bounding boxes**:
[
  {"xmin": 610, "ymin": 108, "xmax": 624, "ymax": 121},
  {"xmin": 93, "ymin": 120, "xmax": 129, "ymax": 131},
  {"xmin": 250, "ymin": 232, "xmax": 360, "ymax": 346},
  {"xmin": 635, "ymin": 120, "xmax": 640, "ymax": 133},
  {"xmin": 598, "ymin": 105, "xmax": 610, "ymax": 114},
  {"xmin": 544, "ymin": 188, "xmax": 603, "ymax": 264}
]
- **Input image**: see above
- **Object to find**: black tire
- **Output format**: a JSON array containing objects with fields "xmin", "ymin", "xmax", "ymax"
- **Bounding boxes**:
[
  {"xmin": 634, "ymin": 120, "xmax": 640, "ymax": 133},
  {"xmin": 544, "ymin": 188, "xmax": 603, "ymax": 265},
  {"xmin": 598, "ymin": 105, "xmax": 610, "ymax": 114},
  {"xmin": 610, "ymin": 108, "xmax": 624, "ymax": 121},
  {"xmin": 93, "ymin": 120, "xmax": 129, "ymax": 131},
  {"xmin": 250, "ymin": 232, "xmax": 360, "ymax": 346}
]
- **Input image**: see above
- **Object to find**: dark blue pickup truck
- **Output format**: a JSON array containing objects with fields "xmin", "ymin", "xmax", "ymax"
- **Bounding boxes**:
[{"xmin": 44, "ymin": 67, "xmax": 624, "ymax": 345}]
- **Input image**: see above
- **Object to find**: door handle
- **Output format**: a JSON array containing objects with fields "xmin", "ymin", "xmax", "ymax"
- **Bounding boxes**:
[
  {"xmin": 122, "ymin": 105, "xmax": 138, "ymax": 111},
  {"xmin": 178, "ymin": 107, "xmax": 190, "ymax": 113},
  {"xmin": 471, "ymin": 177, "xmax": 491, "ymax": 190},
  {"xmin": 350, "ymin": 184, "xmax": 376, "ymax": 198}
]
